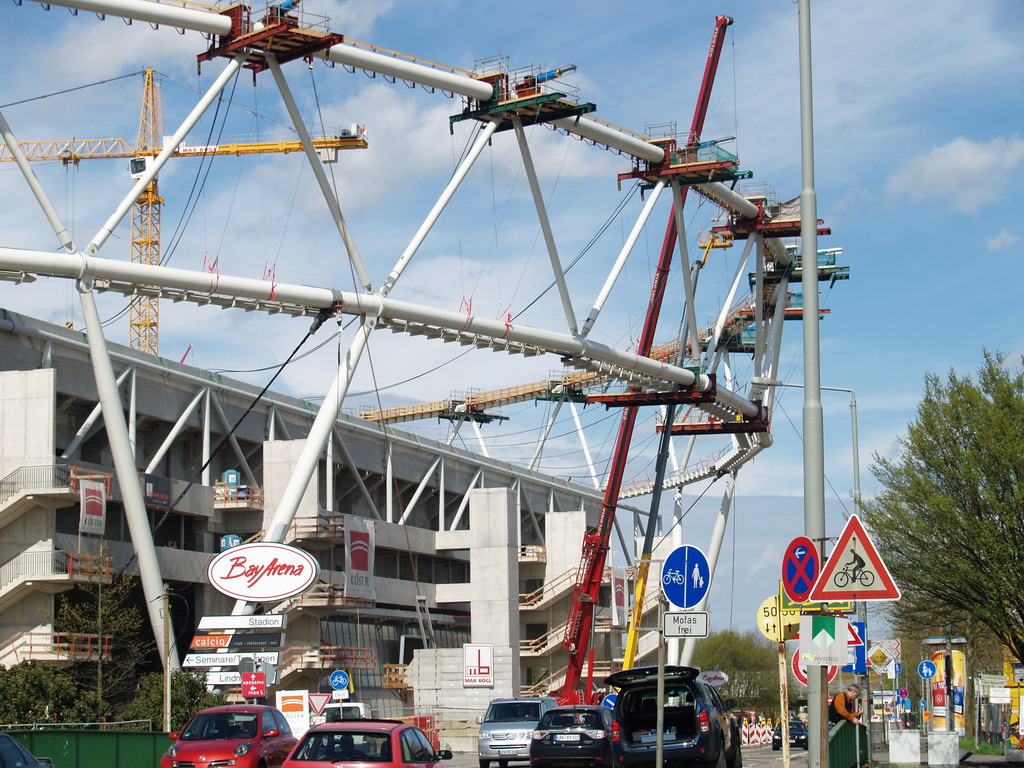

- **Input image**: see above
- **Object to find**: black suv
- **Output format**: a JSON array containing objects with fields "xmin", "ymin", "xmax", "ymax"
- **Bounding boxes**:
[{"xmin": 604, "ymin": 666, "xmax": 741, "ymax": 768}]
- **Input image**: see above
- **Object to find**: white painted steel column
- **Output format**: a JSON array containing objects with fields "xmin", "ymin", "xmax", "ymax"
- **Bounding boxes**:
[
  {"xmin": 471, "ymin": 420, "xmax": 489, "ymax": 458},
  {"xmin": 129, "ymin": 367, "xmax": 138, "ymax": 454},
  {"xmin": 679, "ymin": 471, "xmax": 736, "ymax": 665},
  {"xmin": 202, "ymin": 388, "xmax": 212, "ymax": 487},
  {"xmin": 379, "ymin": 120, "xmax": 499, "ymax": 296},
  {"xmin": 209, "ymin": 394, "xmax": 257, "ymax": 486},
  {"xmin": 61, "ymin": 367, "xmax": 132, "ymax": 459},
  {"xmin": 25, "ymin": 0, "xmax": 232, "ymax": 34},
  {"xmin": 145, "ymin": 389, "xmax": 206, "ymax": 473},
  {"xmin": 528, "ymin": 401, "xmax": 563, "ymax": 471},
  {"xmin": 267, "ymin": 56, "xmax": 372, "ymax": 294},
  {"xmin": 753, "ymin": 235, "xmax": 765, "ymax": 378},
  {"xmin": 672, "ymin": 183, "xmax": 702, "ymax": 364},
  {"xmin": 331, "ymin": 428, "xmax": 382, "ymax": 520},
  {"xmin": 512, "ymin": 116, "xmax": 576, "ymax": 335},
  {"xmin": 581, "ymin": 181, "xmax": 664, "ymax": 338},
  {"xmin": 84, "ymin": 53, "xmax": 247, "ymax": 257},
  {"xmin": 322, "ymin": 45, "xmax": 493, "ymax": 101},
  {"xmin": 551, "ymin": 116, "xmax": 664, "ymax": 164},
  {"xmin": 569, "ymin": 402, "xmax": 600, "ymax": 489},
  {"xmin": 386, "ymin": 447, "xmax": 395, "ymax": 524},
  {"xmin": 78, "ymin": 283, "xmax": 179, "ymax": 669},
  {"xmin": 694, "ymin": 182, "xmax": 759, "ymax": 219},
  {"xmin": 261, "ymin": 318, "xmax": 373, "ymax": 546},
  {"xmin": 704, "ymin": 236, "xmax": 756, "ymax": 370},
  {"xmin": 0, "ymin": 111, "xmax": 75, "ymax": 253}
]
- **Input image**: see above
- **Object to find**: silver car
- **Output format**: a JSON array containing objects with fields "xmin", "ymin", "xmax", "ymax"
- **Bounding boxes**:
[{"xmin": 477, "ymin": 697, "xmax": 558, "ymax": 768}]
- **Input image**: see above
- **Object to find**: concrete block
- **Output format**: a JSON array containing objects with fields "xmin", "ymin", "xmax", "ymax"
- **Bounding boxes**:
[
  {"xmin": 927, "ymin": 732, "xmax": 959, "ymax": 767},
  {"xmin": 889, "ymin": 730, "xmax": 921, "ymax": 764}
]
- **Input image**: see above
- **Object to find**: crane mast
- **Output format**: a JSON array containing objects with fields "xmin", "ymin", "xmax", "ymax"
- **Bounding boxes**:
[
  {"xmin": 557, "ymin": 15, "xmax": 734, "ymax": 705},
  {"xmin": 129, "ymin": 68, "xmax": 163, "ymax": 355}
]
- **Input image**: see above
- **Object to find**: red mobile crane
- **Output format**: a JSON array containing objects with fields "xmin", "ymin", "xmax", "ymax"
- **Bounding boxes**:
[{"xmin": 557, "ymin": 15, "xmax": 735, "ymax": 705}]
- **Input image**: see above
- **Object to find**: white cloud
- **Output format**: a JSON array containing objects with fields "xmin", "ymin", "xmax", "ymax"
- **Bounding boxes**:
[
  {"xmin": 886, "ymin": 135, "xmax": 1024, "ymax": 215},
  {"xmin": 987, "ymin": 228, "xmax": 1021, "ymax": 252}
]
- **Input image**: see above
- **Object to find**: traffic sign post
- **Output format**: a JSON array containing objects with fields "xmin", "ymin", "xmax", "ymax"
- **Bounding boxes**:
[
  {"xmin": 661, "ymin": 546, "xmax": 710, "ymax": 609},
  {"xmin": 329, "ymin": 669, "xmax": 350, "ymax": 691}
]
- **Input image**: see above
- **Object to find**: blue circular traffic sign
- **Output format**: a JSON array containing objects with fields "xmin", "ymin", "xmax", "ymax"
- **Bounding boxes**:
[
  {"xmin": 782, "ymin": 536, "xmax": 819, "ymax": 603},
  {"xmin": 602, "ymin": 693, "xmax": 617, "ymax": 710},
  {"xmin": 662, "ymin": 546, "xmax": 710, "ymax": 609},
  {"xmin": 918, "ymin": 660, "xmax": 937, "ymax": 680},
  {"xmin": 330, "ymin": 669, "xmax": 350, "ymax": 690}
]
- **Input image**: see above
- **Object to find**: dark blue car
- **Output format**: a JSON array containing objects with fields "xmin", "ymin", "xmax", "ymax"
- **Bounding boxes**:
[{"xmin": 604, "ymin": 666, "xmax": 742, "ymax": 768}]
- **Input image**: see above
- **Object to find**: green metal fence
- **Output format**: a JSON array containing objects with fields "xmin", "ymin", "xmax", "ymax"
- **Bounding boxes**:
[
  {"xmin": 9, "ymin": 729, "xmax": 170, "ymax": 768},
  {"xmin": 828, "ymin": 720, "xmax": 870, "ymax": 768}
]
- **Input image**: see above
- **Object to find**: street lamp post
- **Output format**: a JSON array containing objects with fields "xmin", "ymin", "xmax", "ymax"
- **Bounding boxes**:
[{"xmin": 753, "ymin": 377, "xmax": 869, "ymax": 754}]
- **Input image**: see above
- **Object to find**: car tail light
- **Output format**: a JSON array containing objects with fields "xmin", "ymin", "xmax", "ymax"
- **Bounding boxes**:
[
  {"xmin": 585, "ymin": 730, "xmax": 607, "ymax": 740},
  {"xmin": 698, "ymin": 712, "xmax": 710, "ymax": 734},
  {"xmin": 611, "ymin": 721, "xmax": 621, "ymax": 743},
  {"xmin": 532, "ymin": 731, "xmax": 547, "ymax": 740}
]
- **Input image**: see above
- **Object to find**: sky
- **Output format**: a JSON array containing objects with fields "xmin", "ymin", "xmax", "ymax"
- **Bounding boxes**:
[{"xmin": 1, "ymin": 0, "xmax": 1023, "ymax": 648}]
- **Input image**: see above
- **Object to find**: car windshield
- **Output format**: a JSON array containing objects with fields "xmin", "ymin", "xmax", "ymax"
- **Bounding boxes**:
[
  {"xmin": 181, "ymin": 712, "xmax": 259, "ymax": 741},
  {"xmin": 291, "ymin": 731, "xmax": 392, "ymax": 762},
  {"xmin": 540, "ymin": 711, "xmax": 602, "ymax": 729},
  {"xmin": 485, "ymin": 702, "xmax": 541, "ymax": 722}
]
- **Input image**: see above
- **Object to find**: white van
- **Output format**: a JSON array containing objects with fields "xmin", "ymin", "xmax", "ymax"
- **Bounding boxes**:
[{"xmin": 310, "ymin": 701, "xmax": 374, "ymax": 726}]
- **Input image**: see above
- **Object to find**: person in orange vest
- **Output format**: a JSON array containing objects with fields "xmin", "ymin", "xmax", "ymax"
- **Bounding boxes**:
[{"xmin": 828, "ymin": 684, "xmax": 864, "ymax": 726}]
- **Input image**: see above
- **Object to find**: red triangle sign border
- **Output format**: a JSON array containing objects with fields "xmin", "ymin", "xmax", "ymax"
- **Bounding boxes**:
[{"xmin": 808, "ymin": 514, "xmax": 901, "ymax": 602}]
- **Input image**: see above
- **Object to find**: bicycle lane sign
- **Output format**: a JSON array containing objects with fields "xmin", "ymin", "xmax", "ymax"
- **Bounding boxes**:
[
  {"xmin": 662, "ymin": 545, "xmax": 710, "ymax": 609},
  {"xmin": 808, "ymin": 514, "xmax": 901, "ymax": 602}
]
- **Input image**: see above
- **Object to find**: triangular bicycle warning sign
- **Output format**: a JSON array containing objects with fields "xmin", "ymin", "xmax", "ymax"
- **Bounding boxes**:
[{"xmin": 809, "ymin": 514, "xmax": 901, "ymax": 602}]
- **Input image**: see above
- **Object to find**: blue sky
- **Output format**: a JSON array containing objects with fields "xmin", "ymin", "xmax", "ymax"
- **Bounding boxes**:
[{"xmin": 1, "ymin": 0, "xmax": 1023, "ymax": 644}]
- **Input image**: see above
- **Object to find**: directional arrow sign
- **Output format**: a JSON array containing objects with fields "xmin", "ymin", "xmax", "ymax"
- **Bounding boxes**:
[{"xmin": 799, "ymin": 615, "xmax": 848, "ymax": 666}]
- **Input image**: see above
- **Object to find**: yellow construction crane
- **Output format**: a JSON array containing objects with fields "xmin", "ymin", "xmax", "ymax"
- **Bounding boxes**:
[{"xmin": 0, "ymin": 67, "xmax": 368, "ymax": 354}]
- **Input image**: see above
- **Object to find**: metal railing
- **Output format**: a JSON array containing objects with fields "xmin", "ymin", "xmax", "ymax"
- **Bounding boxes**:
[
  {"xmin": 0, "ymin": 630, "xmax": 112, "ymax": 666},
  {"xmin": 0, "ymin": 550, "xmax": 111, "ymax": 593},
  {"xmin": 0, "ymin": 463, "xmax": 112, "ymax": 506}
]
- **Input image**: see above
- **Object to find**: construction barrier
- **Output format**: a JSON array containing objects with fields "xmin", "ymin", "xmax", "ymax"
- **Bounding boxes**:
[{"xmin": 741, "ymin": 722, "xmax": 773, "ymax": 745}]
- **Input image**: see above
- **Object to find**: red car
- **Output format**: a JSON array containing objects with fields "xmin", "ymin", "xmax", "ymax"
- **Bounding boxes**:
[
  {"xmin": 162, "ymin": 704, "xmax": 298, "ymax": 768},
  {"xmin": 283, "ymin": 719, "xmax": 453, "ymax": 767}
]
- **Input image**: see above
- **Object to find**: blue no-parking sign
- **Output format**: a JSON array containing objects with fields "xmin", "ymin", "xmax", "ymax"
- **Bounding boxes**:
[{"xmin": 661, "ymin": 546, "xmax": 710, "ymax": 609}]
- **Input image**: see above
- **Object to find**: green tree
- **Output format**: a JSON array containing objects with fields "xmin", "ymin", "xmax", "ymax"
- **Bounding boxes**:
[
  {"xmin": 123, "ymin": 669, "xmax": 225, "ymax": 732},
  {"xmin": 862, "ymin": 352, "xmax": 1024, "ymax": 664},
  {"xmin": 0, "ymin": 661, "xmax": 102, "ymax": 724},
  {"xmin": 54, "ymin": 566, "xmax": 154, "ymax": 712},
  {"xmin": 691, "ymin": 629, "xmax": 780, "ymax": 716}
]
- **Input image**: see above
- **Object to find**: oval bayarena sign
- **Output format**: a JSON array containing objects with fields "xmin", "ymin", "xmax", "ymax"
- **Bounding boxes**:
[{"xmin": 207, "ymin": 542, "xmax": 320, "ymax": 601}]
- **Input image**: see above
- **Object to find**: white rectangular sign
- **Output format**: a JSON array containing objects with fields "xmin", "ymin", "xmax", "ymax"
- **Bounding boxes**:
[
  {"xmin": 206, "ymin": 671, "xmax": 242, "ymax": 685},
  {"xmin": 463, "ymin": 643, "xmax": 494, "ymax": 687},
  {"xmin": 183, "ymin": 651, "xmax": 280, "ymax": 667},
  {"xmin": 79, "ymin": 480, "xmax": 106, "ymax": 535},
  {"xmin": 197, "ymin": 614, "xmax": 287, "ymax": 630},
  {"xmin": 664, "ymin": 611, "xmax": 709, "ymax": 638},
  {"xmin": 990, "ymin": 687, "xmax": 1011, "ymax": 704}
]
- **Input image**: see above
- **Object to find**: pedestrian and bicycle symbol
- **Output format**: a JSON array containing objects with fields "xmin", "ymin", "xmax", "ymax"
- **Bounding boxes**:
[
  {"xmin": 782, "ymin": 536, "xmax": 820, "ymax": 603},
  {"xmin": 662, "ymin": 545, "xmax": 710, "ymax": 609}
]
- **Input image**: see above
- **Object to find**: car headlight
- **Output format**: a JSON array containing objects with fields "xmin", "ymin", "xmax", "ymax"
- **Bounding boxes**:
[
  {"xmin": 479, "ymin": 733, "xmax": 490, "ymax": 740},
  {"xmin": 234, "ymin": 742, "xmax": 253, "ymax": 756},
  {"xmin": 166, "ymin": 745, "xmax": 179, "ymax": 759}
]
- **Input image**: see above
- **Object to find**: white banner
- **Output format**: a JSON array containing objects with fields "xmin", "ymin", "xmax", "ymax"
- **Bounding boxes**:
[
  {"xmin": 344, "ymin": 516, "xmax": 376, "ymax": 601},
  {"xmin": 276, "ymin": 690, "xmax": 310, "ymax": 739},
  {"xmin": 79, "ymin": 480, "xmax": 106, "ymax": 535},
  {"xmin": 611, "ymin": 567, "xmax": 628, "ymax": 628}
]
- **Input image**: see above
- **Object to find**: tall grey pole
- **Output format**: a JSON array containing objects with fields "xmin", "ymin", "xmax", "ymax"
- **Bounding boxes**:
[{"xmin": 796, "ymin": 2, "xmax": 826, "ymax": 767}]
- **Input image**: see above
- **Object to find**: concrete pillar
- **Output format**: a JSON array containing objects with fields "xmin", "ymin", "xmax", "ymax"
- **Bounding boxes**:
[{"xmin": 468, "ymin": 488, "xmax": 520, "ymax": 692}]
